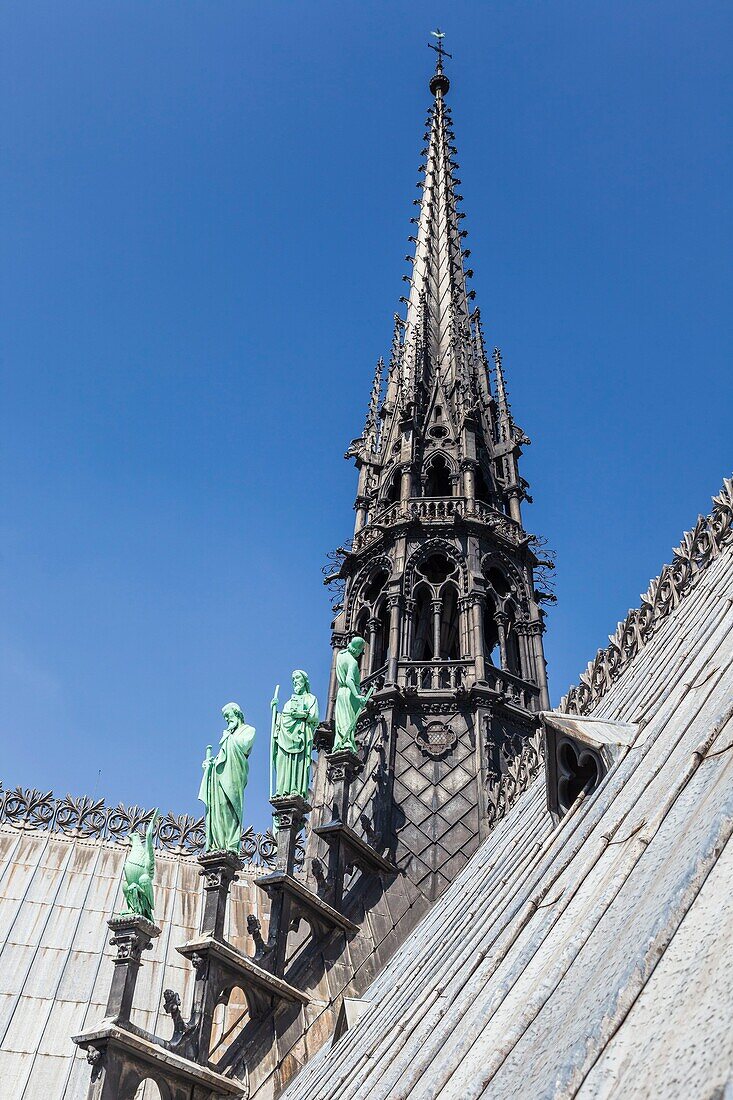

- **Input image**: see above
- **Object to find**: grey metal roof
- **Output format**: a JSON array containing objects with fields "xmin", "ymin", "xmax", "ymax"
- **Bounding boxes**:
[
  {"xmin": 279, "ymin": 526, "xmax": 733, "ymax": 1098},
  {"xmin": 0, "ymin": 832, "xmax": 264, "ymax": 1098}
]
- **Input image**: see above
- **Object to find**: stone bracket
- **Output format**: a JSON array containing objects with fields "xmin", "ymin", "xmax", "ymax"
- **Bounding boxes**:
[
  {"xmin": 314, "ymin": 821, "xmax": 396, "ymax": 877},
  {"xmin": 177, "ymin": 934, "xmax": 309, "ymax": 1024},
  {"xmin": 256, "ymin": 871, "xmax": 358, "ymax": 943}
]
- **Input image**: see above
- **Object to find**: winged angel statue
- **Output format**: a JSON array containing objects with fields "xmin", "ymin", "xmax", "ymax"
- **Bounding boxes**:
[{"xmin": 121, "ymin": 812, "xmax": 158, "ymax": 921}]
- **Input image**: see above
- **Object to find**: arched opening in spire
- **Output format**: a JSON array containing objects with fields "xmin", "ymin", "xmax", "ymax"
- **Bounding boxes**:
[
  {"xmin": 505, "ymin": 606, "xmax": 523, "ymax": 679},
  {"xmin": 474, "ymin": 465, "xmax": 492, "ymax": 506},
  {"xmin": 412, "ymin": 584, "xmax": 434, "ymax": 661},
  {"xmin": 484, "ymin": 599, "xmax": 500, "ymax": 667},
  {"xmin": 371, "ymin": 599, "xmax": 391, "ymax": 672},
  {"xmin": 384, "ymin": 470, "xmax": 401, "ymax": 506},
  {"xmin": 355, "ymin": 607, "xmax": 371, "ymax": 672},
  {"xmin": 424, "ymin": 454, "xmax": 452, "ymax": 497},
  {"xmin": 439, "ymin": 582, "xmax": 460, "ymax": 659}
]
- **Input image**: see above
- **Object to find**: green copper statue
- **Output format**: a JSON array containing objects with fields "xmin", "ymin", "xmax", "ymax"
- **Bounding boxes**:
[
  {"xmin": 334, "ymin": 636, "xmax": 369, "ymax": 753},
  {"xmin": 198, "ymin": 702, "xmax": 256, "ymax": 853},
  {"xmin": 121, "ymin": 812, "xmax": 158, "ymax": 921},
  {"xmin": 270, "ymin": 670, "xmax": 319, "ymax": 800}
]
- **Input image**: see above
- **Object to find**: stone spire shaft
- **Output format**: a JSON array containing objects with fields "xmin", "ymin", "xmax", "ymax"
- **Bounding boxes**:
[{"xmin": 397, "ymin": 59, "xmax": 475, "ymax": 419}]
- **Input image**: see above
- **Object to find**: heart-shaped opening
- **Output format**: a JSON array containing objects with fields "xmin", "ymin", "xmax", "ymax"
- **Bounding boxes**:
[{"xmin": 557, "ymin": 740, "xmax": 600, "ymax": 813}]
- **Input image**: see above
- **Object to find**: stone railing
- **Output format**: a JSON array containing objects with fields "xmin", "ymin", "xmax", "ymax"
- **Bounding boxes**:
[
  {"xmin": 401, "ymin": 659, "xmax": 473, "ymax": 692},
  {"xmin": 561, "ymin": 475, "xmax": 733, "ymax": 715},
  {"xmin": 0, "ymin": 783, "xmax": 301, "ymax": 868},
  {"xmin": 352, "ymin": 496, "xmax": 523, "ymax": 551},
  {"xmin": 484, "ymin": 665, "xmax": 541, "ymax": 711},
  {"xmin": 362, "ymin": 664, "xmax": 388, "ymax": 693}
]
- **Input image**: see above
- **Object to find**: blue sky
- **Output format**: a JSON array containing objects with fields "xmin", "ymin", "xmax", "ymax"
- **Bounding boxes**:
[{"xmin": 1, "ymin": 2, "xmax": 730, "ymax": 832}]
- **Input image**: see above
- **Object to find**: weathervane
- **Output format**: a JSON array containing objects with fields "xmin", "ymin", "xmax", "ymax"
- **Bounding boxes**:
[{"xmin": 428, "ymin": 28, "xmax": 452, "ymax": 67}]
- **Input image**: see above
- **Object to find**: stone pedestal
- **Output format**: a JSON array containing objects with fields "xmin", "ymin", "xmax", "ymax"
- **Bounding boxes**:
[
  {"xmin": 104, "ymin": 914, "xmax": 160, "ymax": 1024},
  {"xmin": 197, "ymin": 849, "xmax": 242, "ymax": 939},
  {"xmin": 315, "ymin": 749, "xmax": 395, "ymax": 906}
]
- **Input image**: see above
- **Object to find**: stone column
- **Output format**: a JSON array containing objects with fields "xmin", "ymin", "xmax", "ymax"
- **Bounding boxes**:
[
  {"xmin": 461, "ymin": 459, "xmax": 476, "ymax": 506},
  {"xmin": 386, "ymin": 594, "xmax": 402, "ymax": 684},
  {"xmin": 270, "ymin": 795, "xmax": 310, "ymax": 877},
  {"xmin": 104, "ymin": 914, "xmax": 160, "ymax": 1024},
  {"xmin": 494, "ymin": 611, "xmax": 509, "ymax": 672},
  {"xmin": 508, "ymin": 492, "xmax": 522, "ymax": 525},
  {"xmin": 458, "ymin": 595, "xmax": 472, "ymax": 660},
  {"xmin": 470, "ymin": 594, "xmax": 487, "ymax": 682},
  {"xmin": 526, "ymin": 619, "xmax": 550, "ymax": 710},
  {"xmin": 400, "ymin": 462, "xmax": 413, "ymax": 502},
  {"xmin": 324, "ymin": 750, "xmax": 362, "ymax": 906},
  {"xmin": 400, "ymin": 596, "xmax": 415, "ymax": 661},
  {"xmin": 354, "ymin": 495, "xmax": 368, "ymax": 533},
  {"xmin": 366, "ymin": 616, "xmax": 380, "ymax": 674},
  {"xmin": 326, "ymin": 633, "xmax": 347, "ymax": 723},
  {"xmin": 431, "ymin": 598, "xmax": 443, "ymax": 662},
  {"xmin": 268, "ymin": 795, "xmax": 310, "ymax": 976},
  {"xmin": 198, "ymin": 850, "xmax": 242, "ymax": 940}
]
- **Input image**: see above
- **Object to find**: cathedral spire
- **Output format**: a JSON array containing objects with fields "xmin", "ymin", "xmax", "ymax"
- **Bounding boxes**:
[{"xmin": 399, "ymin": 39, "xmax": 474, "ymax": 411}]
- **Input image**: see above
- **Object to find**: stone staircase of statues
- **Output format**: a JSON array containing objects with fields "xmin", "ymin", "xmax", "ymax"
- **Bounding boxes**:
[{"xmin": 71, "ymin": 750, "xmax": 396, "ymax": 1100}]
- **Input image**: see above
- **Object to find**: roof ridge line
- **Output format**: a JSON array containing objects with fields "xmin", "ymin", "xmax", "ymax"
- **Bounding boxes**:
[{"xmin": 561, "ymin": 474, "xmax": 733, "ymax": 715}]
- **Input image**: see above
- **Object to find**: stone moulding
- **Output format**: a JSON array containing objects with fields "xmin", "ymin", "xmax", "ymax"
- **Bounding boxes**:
[
  {"xmin": 561, "ymin": 475, "xmax": 733, "ymax": 716},
  {"xmin": 0, "ymin": 784, "xmax": 305, "ymax": 869}
]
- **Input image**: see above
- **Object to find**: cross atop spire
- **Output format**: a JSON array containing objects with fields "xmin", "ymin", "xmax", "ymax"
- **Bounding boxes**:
[{"xmin": 428, "ymin": 29, "xmax": 451, "ymax": 96}]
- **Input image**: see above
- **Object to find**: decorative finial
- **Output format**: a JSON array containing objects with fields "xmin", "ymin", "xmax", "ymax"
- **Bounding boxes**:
[{"xmin": 428, "ymin": 29, "xmax": 451, "ymax": 97}]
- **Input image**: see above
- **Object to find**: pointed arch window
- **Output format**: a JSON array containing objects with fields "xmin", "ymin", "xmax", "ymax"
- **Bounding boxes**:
[
  {"xmin": 384, "ymin": 470, "xmax": 401, "ymax": 505},
  {"xmin": 439, "ymin": 582, "xmax": 460, "ymax": 660},
  {"xmin": 484, "ymin": 599, "xmax": 500, "ymax": 666},
  {"xmin": 412, "ymin": 584, "xmax": 434, "ymax": 661},
  {"xmin": 424, "ymin": 455, "xmax": 452, "ymax": 497},
  {"xmin": 474, "ymin": 465, "xmax": 492, "ymax": 505}
]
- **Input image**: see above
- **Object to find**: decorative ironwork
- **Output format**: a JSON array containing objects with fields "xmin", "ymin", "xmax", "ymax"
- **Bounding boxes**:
[
  {"xmin": 562, "ymin": 476, "xmax": 733, "ymax": 716},
  {"xmin": 0, "ymin": 784, "xmax": 305, "ymax": 868}
]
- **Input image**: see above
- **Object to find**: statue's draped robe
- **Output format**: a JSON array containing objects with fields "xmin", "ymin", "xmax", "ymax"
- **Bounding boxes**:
[
  {"xmin": 334, "ymin": 649, "xmax": 363, "ymax": 752},
  {"xmin": 198, "ymin": 722, "xmax": 256, "ymax": 852},
  {"xmin": 274, "ymin": 691, "xmax": 319, "ymax": 799}
]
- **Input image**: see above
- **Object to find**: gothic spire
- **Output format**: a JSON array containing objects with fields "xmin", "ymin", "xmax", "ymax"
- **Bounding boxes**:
[{"xmin": 399, "ymin": 49, "xmax": 474, "ymax": 407}]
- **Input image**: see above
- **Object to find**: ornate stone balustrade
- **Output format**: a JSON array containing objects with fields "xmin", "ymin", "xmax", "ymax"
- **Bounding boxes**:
[
  {"xmin": 362, "ymin": 664, "xmax": 388, "ymax": 693},
  {"xmin": 483, "ymin": 664, "xmax": 541, "ymax": 710},
  {"xmin": 401, "ymin": 659, "xmax": 473, "ymax": 692},
  {"xmin": 0, "ymin": 783, "xmax": 297, "ymax": 868},
  {"xmin": 352, "ymin": 496, "xmax": 523, "ymax": 551}
]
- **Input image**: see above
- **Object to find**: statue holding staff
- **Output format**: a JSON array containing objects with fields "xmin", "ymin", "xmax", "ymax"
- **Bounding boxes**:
[
  {"xmin": 271, "ymin": 670, "xmax": 319, "ymax": 801},
  {"xmin": 334, "ymin": 636, "xmax": 370, "ymax": 753},
  {"xmin": 198, "ymin": 702, "xmax": 256, "ymax": 853}
]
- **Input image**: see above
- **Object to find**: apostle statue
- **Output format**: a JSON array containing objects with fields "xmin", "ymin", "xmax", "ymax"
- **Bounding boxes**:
[
  {"xmin": 334, "ymin": 636, "xmax": 369, "ymax": 753},
  {"xmin": 270, "ymin": 670, "xmax": 319, "ymax": 801},
  {"xmin": 198, "ymin": 702, "xmax": 256, "ymax": 853}
]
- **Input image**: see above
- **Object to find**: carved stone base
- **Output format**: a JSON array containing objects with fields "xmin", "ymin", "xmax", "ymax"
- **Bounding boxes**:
[{"xmin": 72, "ymin": 1022, "xmax": 244, "ymax": 1099}]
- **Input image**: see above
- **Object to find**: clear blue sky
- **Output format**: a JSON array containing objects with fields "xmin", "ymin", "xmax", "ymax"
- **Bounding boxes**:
[{"xmin": 1, "ymin": 2, "xmax": 730, "ymax": 832}]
